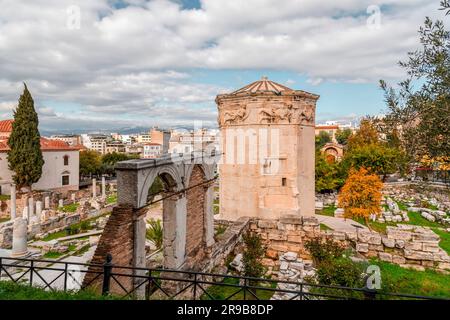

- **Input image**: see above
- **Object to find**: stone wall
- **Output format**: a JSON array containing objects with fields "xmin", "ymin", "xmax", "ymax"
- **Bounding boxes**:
[
  {"xmin": 249, "ymin": 215, "xmax": 450, "ymax": 273},
  {"xmin": 82, "ymin": 205, "xmax": 135, "ymax": 294},
  {"xmin": 186, "ymin": 165, "xmax": 206, "ymax": 257},
  {"xmin": 0, "ymin": 212, "xmax": 82, "ymax": 248}
]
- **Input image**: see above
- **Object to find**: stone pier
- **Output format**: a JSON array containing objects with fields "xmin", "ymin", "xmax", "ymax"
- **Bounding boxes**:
[
  {"xmin": 28, "ymin": 197, "xmax": 34, "ymax": 217},
  {"xmin": 92, "ymin": 178, "xmax": 97, "ymax": 198},
  {"xmin": 101, "ymin": 176, "xmax": 106, "ymax": 199},
  {"xmin": 11, "ymin": 217, "xmax": 28, "ymax": 257},
  {"xmin": 44, "ymin": 196, "xmax": 50, "ymax": 209},
  {"xmin": 36, "ymin": 201, "xmax": 42, "ymax": 221},
  {"xmin": 10, "ymin": 184, "xmax": 16, "ymax": 220}
]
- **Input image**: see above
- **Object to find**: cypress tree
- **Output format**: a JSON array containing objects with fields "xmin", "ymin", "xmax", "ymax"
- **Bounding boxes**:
[{"xmin": 7, "ymin": 83, "xmax": 44, "ymax": 191}]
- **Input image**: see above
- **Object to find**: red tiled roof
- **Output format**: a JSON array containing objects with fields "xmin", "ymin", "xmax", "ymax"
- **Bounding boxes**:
[
  {"xmin": 0, "ymin": 119, "xmax": 80, "ymax": 151},
  {"xmin": 0, "ymin": 120, "xmax": 13, "ymax": 132},
  {"xmin": 0, "ymin": 137, "xmax": 81, "ymax": 152}
]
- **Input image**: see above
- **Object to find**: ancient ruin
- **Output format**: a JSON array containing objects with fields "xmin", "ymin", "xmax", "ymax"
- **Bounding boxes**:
[{"xmin": 216, "ymin": 77, "xmax": 319, "ymax": 220}]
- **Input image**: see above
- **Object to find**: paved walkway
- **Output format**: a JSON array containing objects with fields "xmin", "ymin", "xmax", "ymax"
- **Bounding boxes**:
[{"xmin": 316, "ymin": 215, "xmax": 369, "ymax": 233}]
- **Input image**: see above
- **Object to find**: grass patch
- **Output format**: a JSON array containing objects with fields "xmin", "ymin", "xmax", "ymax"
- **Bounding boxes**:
[
  {"xmin": 431, "ymin": 228, "xmax": 450, "ymax": 256},
  {"xmin": 201, "ymin": 277, "xmax": 276, "ymax": 300},
  {"xmin": 61, "ymin": 203, "xmax": 79, "ymax": 213},
  {"xmin": 316, "ymin": 205, "xmax": 336, "ymax": 217},
  {"xmin": 106, "ymin": 194, "xmax": 117, "ymax": 204},
  {"xmin": 0, "ymin": 217, "xmax": 10, "ymax": 223},
  {"xmin": 73, "ymin": 244, "xmax": 91, "ymax": 256},
  {"xmin": 320, "ymin": 223, "xmax": 332, "ymax": 231},
  {"xmin": 352, "ymin": 217, "xmax": 397, "ymax": 234},
  {"xmin": 0, "ymin": 281, "xmax": 119, "ymax": 300},
  {"xmin": 372, "ymin": 260, "xmax": 450, "ymax": 298},
  {"xmin": 213, "ymin": 205, "xmax": 219, "ymax": 215},
  {"xmin": 42, "ymin": 244, "xmax": 77, "ymax": 259},
  {"xmin": 0, "ymin": 194, "xmax": 11, "ymax": 201},
  {"xmin": 214, "ymin": 225, "xmax": 227, "ymax": 239},
  {"xmin": 41, "ymin": 214, "xmax": 106, "ymax": 241},
  {"xmin": 407, "ymin": 211, "xmax": 442, "ymax": 228},
  {"xmin": 213, "ymin": 198, "xmax": 219, "ymax": 205}
]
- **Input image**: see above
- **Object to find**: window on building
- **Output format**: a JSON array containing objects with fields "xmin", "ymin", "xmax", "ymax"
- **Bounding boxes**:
[
  {"xmin": 63, "ymin": 155, "xmax": 69, "ymax": 166},
  {"xmin": 62, "ymin": 175, "xmax": 70, "ymax": 186},
  {"xmin": 282, "ymin": 177, "xmax": 287, "ymax": 186}
]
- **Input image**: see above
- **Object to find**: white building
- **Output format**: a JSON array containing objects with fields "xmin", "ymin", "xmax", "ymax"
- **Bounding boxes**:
[
  {"xmin": 0, "ymin": 120, "xmax": 80, "ymax": 194},
  {"xmin": 49, "ymin": 134, "xmax": 81, "ymax": 146},
  {"xmin": 169, "ymin": 129, "xmax": 219, "ymax": 154},
  {"xmin": 142, "ymin": 143, "xmax": 162, "ymax": 159}
]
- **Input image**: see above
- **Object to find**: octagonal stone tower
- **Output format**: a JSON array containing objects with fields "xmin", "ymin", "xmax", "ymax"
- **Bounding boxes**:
[{"xmin": 216, "ymin": 77, "xmax": 319, "ymax": 220}]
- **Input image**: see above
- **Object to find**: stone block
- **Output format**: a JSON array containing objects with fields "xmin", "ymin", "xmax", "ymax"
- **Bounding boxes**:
[
  {"xmin": 386, "ymin": 228, "xmax": 412, "ymax": 241},
  {"xmin": 395, "ymin": 240, "xmax": 405, "ymax": 249},
  {"xmin": 404, "ymin": 250, "xmax": 433, "ymax": 261},
  {"xmin": 301, "ymin": 216, "xmax": 319, "ymax": 226},
  {"xmin": 266, "ymin": 249, "xmax": 279, "ymax": 259},
  {"xmin": 277, "ymin": 222, "xmax": 296, "ymax": 231},
  {"xmin": 368, "ymin": 244, "xmax": 384, "ymax": 252},
  {"xmin": 422, "ymin": 242, "xmax": 440, "ymax": 253},
  {"xmin": 358, "ymin": 230, "xmax": 381, "ymax": 245},
  {"xmin": 268, "ymin": 230, "xmax": 288, "ymax": 241},
  {"xmin": 421, "ymin": 260, "xmax": 435, "ymax": 268},
  {"xmin": 392, "ymin": 255, "xmax": 406, "ymax": 264},
  {"xmin": 356, "ymin": 243, "xmax": 369, "ymax": 253},
  {"xmin": 378, "ymin": 252, "xmax": 392, "ymax": 262},
  {"xmin": 287, "ymin": 235, "xmax": 303, "ymax": 243},
  {"xmin": 258, "ymin": 219, "xmax": 277, "ymax": 229},
  {"xmin": 345, "ymin": 232, "xmax": 357, "ymax": 241},
  {"xmin": 381, "ymin": 237, "xmax": 395, "ymax": 248},
  {"xmin": 262, "ymin": 258, "xmax": 275, "ymax": 267},
  {"xmin": 438, "ymin": 262, "xmax": 450, "ymax": 271},
  {"xmin": 281, "ymin": 251, "xmax": 298, "ymax": 262},
  {"xmin": 404, "ymin": 242, "xmax": 422, "ymax": 251},
  {"xmin": 331, "ymin": 231, "xmax": 346, "ymax": 241},
  {"xmin": 334, "ymin": 208, "xmax": 345, "ymax": 218},
  {"xmin": 279, "ymin": 215, "xmax": 302, "ymax": 225}
]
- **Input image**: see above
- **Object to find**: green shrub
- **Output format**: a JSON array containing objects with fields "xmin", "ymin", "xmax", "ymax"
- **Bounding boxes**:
[
  {"xmin": 305, "ymin": 237, "xmax": 345, "ymax": 264},
  {"xmin": 79, "ymin": 220, "xmax": 90, "ymax": 231},
  {"xmin": 65, "ymin": 225, "xmax": 80, "ymax": 236},
  {"xmin": 315, "ymin": 257, "xmax": 365, "ymax": 287},
  {"xmin": 242, "ymin": 231, "xmax": 266, "ymax": 278},
  {"xmin": 146, "ymin": 219, "xmax": 163, "ymax": 249}
]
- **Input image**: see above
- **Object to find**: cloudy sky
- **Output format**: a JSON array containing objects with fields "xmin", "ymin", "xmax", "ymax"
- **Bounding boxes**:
[{"xmin": 0, "ymin": 0, "xmax": 448, "ymax": 133}]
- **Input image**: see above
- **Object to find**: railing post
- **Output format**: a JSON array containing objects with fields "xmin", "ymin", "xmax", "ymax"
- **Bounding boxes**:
[
  {"xmin": 193, "ymin": 273, "xmax": 197, "ymax": 300},
  {"xmin": 29, "ymin": 260, "xmax": 34, "ymax": 287},
  {"xmin": 300, "ymin": 283, "xmax": 303, "ymax": 300},
  {"xmin": 102, "ymin": 254, "xmax": 113, "ymax": 296},
  {"xmin": 145, "ymin": 270, "xmax": 152, "ymax": 300},
  {"xmin": 63, "ymin": 263, "xmax": 68, "ymax": 292},
  {"xmin": 243, "ymin": 278, "xmax": 247, "ymax": 300},
  {"xmin": 363, "ymin": 286, "xmax": 377, "ymax": 300}
]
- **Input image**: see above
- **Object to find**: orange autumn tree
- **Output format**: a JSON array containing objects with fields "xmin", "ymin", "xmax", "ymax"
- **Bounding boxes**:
[{"xmin": 338, "ymin": 167, "xmax": 383, "ymax": 226}]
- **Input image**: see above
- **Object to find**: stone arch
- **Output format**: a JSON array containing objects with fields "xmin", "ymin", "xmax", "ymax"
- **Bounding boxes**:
[{"xmin": 84, "ymin": 153, "xmax": 217, "ymax": 295}]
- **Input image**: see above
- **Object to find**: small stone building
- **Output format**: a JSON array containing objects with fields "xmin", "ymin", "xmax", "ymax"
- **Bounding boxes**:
[
  {"xmin": 0, "ymin": 119, "xmax": 80, "ymax": 194},
  {"xmin": 216, "ymin": 77, "xmax": 319, "ymax": 220}
]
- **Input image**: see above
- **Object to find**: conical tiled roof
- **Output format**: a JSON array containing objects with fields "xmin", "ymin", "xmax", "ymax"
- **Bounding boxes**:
[{"xmin": 231, "ymin": 76, "xmax": 295, "ymax": 95}]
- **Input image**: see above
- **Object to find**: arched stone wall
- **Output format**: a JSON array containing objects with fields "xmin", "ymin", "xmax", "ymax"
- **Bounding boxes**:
[{"xmin": 83, "ymin": 153, "xmax": 217, "ymax": 295}]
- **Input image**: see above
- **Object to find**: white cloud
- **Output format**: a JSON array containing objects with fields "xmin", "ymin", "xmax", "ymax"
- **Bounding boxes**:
[{"xmin": 0, "ymin": 0, "xmax": 447, "ymax": 130}]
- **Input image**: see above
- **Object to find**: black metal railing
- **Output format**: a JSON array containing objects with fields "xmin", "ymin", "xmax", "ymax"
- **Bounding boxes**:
[{"xmin": 0, "ymin": 256, "xmax": 448, "ymax": 301}]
